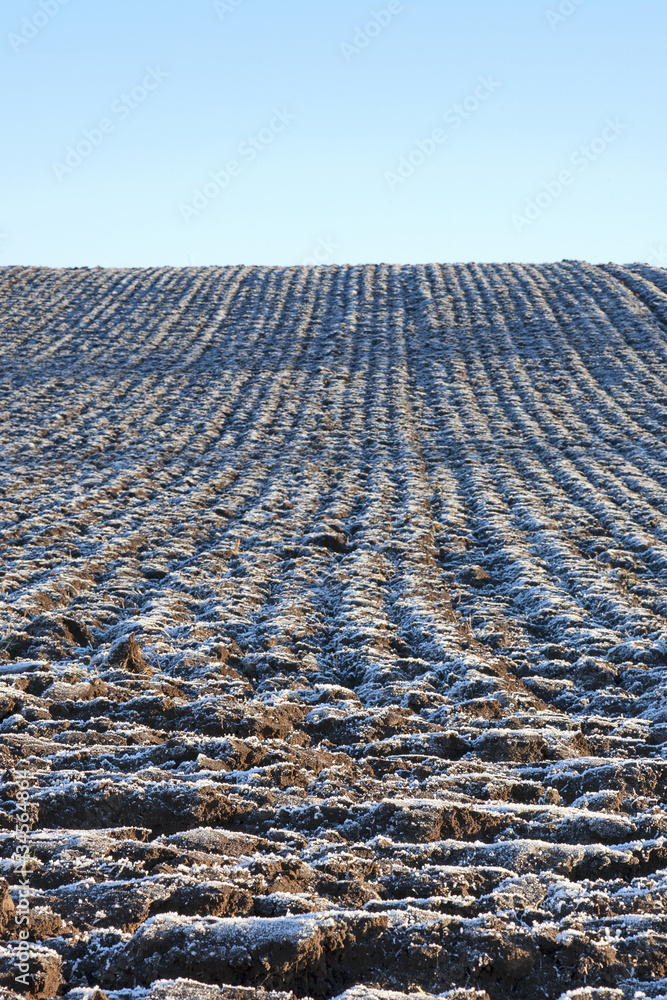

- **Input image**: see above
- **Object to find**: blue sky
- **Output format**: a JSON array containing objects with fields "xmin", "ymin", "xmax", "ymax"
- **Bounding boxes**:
[{"xmin": 2, "ymin": 0, "xmax": 666, "ymax": 266}]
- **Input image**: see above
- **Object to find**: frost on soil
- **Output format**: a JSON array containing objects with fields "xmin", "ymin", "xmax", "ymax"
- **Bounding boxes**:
[{"xmin": 1, "ymin": 262, "xmax": 667, "ymax": 999}]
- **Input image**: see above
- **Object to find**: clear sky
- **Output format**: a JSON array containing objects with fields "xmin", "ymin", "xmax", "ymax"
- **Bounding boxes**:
[{"xmin": 2, "ymin": 0, "xmax": 666, "ymax": 266}]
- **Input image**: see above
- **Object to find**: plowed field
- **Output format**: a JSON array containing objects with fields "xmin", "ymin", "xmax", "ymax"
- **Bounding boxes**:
[{"xmin": 1, "ymin": 262, "xmax": 667, "ymax": 1000}]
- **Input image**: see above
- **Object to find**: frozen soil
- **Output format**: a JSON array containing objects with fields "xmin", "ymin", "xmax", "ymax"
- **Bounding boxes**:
[{"xmin": 1, "ymin": 262, "xmax": 667, "ymax": 999}]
